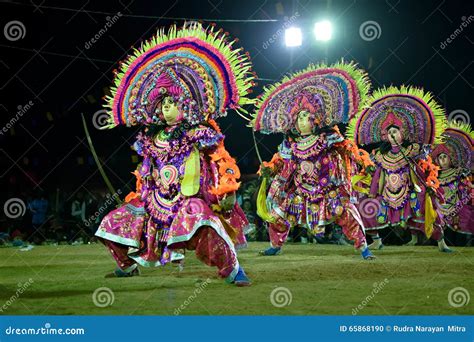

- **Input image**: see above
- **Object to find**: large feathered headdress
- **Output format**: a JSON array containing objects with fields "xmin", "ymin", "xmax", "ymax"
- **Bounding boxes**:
[
  {"xmin": 347, "ymin": 85, "xmax": 447, "ymax": 145},
  {"xmin": 432, "ymin": 121, "xmax": 474, "ymax": 170},
  {"xmin": 251, "ymin": 61, "xmax": 371, "ymax": 134},
  {"xmin": 102, "ymin": 23, "xmax": 256, "ymax": 128}
]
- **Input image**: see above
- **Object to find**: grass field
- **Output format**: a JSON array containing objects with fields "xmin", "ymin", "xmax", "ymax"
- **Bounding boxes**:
[{"xmin": 0, "ymin": 242, "xmax": 473, "ymax": 315}]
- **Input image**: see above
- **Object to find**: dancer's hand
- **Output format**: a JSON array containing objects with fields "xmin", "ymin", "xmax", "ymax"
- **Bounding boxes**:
[
  {"xmin": 365, "ymin": 165, "xmax": 376, "ymax": 174},
  {"xmin": 219, "ymin": 193, "xmax": 236, "ymax": 211},
  {"xmin": 259, "ymin": 165, "xmax": 273, "ymax": 177}
]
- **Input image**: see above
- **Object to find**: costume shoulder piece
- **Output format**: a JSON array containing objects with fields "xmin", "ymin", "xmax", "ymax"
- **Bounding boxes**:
[
  {"xmin": 102, "ymin": 22, "xmax": 256, "ymax": 129},
  {"xmin": 432, "ymin": 121, "xmax": 474, "ymax": 171},
  {"xmin": 277, "ymin": 138, "xmax": 293, "ymax": 159},
  {"xmin": 251, "ymin": 60, "xmax": 371, "ymax": 134},
  {"xmin": 347, "ymin": 85, "xmax": 446, "ymax": 145},
  {"xmin": 291, "ymin": 135, "xmax": 327, "ymax": 160},
  {"xmin": 188, "ymin": 124, "xmax": 224, "ymax": 150}
]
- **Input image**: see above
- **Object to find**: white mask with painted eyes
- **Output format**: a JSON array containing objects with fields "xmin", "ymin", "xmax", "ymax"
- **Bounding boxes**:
[
  {"xmin": 161, "ymin": 96, "xmax": 180, "ymax": 125},
  {"xmin": 437, "ymin": 153, "xmax": 451, "ymax": 169},
  {"xmin": 296, "ymin": 111, "xmax": 312, "ymax": 136},
  {"xmin": 387, "ymin": 126, "xmax": 402, "ymax": 146}
]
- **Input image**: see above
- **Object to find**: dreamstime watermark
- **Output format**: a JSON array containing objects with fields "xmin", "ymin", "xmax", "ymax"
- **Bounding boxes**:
[
  {"xmin": 262, "ymin": 12, "xmax": 300, "ymax": 49},
  {"xmin": 444, "ymin": 190, "xmax": 473, "ymax": 221},
  {"xmin": 3, "ymin": 198, "xmax": 27, "ymax": 219},
  {"xmin": 84, "ymin": 12, "xmax": 123, "ymax": 50},
  {"xmin": 0, "ymin": 101, "xmax": 35, "ymax": 135},
  {"xmin": 352, "ymin": 278, "xmax": 389, "ymax": 315},
  {"xmin": 5, "ymin": 323, "xmax": 85, "ymax": 336},
  {"xmin": 92, "ymin": 287, "xmax": 115, "ymax": 308},
  {"xmin": 270, "ymin": 286, "xmax": 293, "ymax": 308},
  {"xmin": 84, "ymin": 190, "xmax": 122, "ymax": 227},
  {"xmin": 0, "ymin": 278, "xmax": 34, "ymax": 313},
  {"xmin": 4, "ymin": 20, "xmax": 26, "ymax": 41},
  {"xmin": 440, "ymin": 15, "xmax": 474, "ymax": 50},
  {"xmin": 174, "ymin": 278, "xmax": 211, "ymax": 315},
  {"xmin": 358, "ymin": 198, "xmax": 381, "ymax": 219},
  {"xmin": 448, "ymin": 287, "xmax": 470, "ymax": 308},
  {"xmin": 359, "ymin": 21, "xmax": 382, "ymax": 41},
  {"xmin": 92, "ymin": 109, "xmax": 110, "ymax": 129},
  {"xmin": 447, "ymin": 109, "xmax": 470, "ymax": 125}
]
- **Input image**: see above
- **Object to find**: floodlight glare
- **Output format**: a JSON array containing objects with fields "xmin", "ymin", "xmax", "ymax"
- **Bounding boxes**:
[
  {"xmin": 314, "ymin": 20, "xmax": 332, "ymax": 41},
  {"xmin": 285, "ymin": 27, "xmax": 302, "ymax": 47}
]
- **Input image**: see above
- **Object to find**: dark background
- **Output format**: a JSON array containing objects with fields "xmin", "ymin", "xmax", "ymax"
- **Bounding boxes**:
[{"xmin": 1, "ymin": 0, "xmax": 473, "ymax": 202}]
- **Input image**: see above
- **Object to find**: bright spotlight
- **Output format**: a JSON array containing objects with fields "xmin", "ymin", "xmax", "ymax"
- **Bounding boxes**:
[
  {"xmin": 285, "ymin": 27, "xmax": 302, "ymax": 47},
  {"xmin": 314, "ymin": 20, "xmax": 332, "ymax": 41}
]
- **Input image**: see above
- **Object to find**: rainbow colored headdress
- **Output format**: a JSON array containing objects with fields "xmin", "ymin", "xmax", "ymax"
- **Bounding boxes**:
[
  {"xmin": 251, "ymin": 61, "xmax": 371, "ymax": 134},
  {"xmin": 347, "ymin": 86, "xmax": 447, "ymax": 145},
  {"xmin": 432, "ymin": 121, "xmax": 474, "ymax": 170},
  {"xmin": 102, "ymin": 23, "xmax": 255, "ymax": 128}
]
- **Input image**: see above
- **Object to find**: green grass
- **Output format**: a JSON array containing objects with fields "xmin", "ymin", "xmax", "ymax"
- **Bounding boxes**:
[{"xmin": 0, "ymin": 242, "xmax": 473, "ymax": 315}]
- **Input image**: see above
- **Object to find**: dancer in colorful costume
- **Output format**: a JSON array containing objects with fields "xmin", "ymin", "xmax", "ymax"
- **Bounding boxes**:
[
  {"xmin": 347, "ymin": 86, "xmax": 450, "ymax": 252},
  {"xmin": 94, "ymin": 23, "xmax": 254, "ymax": 285},
  {"xmin": 252, "ymin": 62, "xmax": 376, "ymax": 259},
  {"xmin": 431, "ymin": 122, "xmax": 474, "ymax": 238}
]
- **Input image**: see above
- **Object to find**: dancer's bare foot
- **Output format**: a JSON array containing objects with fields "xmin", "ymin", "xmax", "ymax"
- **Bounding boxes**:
[
  {"xmin": 369, "ymin": 238, "xmax": 383, "ymax": 250},
  {"xmin": 403, "ymin": 235, "xmax": 418, "ymax": 246},
  {"xmin": 438, "ymin": 239, "xmax": 454, "ymax": 253}
]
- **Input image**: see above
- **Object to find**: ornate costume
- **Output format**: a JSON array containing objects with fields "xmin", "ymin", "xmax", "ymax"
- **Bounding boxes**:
[
  {"xmin": 95, "ymin": 23, "xmax": 254, "ymax": 284},
  {"xmin": 347, "ymin": 86, "xmax": 449, "ymax": 250},
  {"xmin": 432, "ymin": 122, "xmax": 473, "ymax": 235},
  {"xmin": 252, "ymin": 62, "xmax": 375, "ymax": 259}
]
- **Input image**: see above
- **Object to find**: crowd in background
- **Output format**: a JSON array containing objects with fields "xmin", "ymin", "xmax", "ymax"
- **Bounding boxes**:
[
  {"xmin": 0, "ymin": 190, "xmax": 116, "ymax": 247},
  {"xmin": 1, "ymin": 178, "xmax": 471, "ymax": 247}
]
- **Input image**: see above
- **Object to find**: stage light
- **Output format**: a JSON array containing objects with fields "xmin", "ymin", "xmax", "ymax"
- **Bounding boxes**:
[
  {"xmin": 314, "ymin": 20, "xmax": 332, "ymax": 41},
  {"xmin": 285, "ymin": 27, "xmax": 302, "ymax": 47}
]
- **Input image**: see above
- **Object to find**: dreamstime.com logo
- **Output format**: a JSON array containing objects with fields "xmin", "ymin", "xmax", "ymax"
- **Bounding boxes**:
[
  {"xmin": 358, "ymin": 198, "xmax": 381, "ymax": 219},
  {"xmin": 352, "ymin": 278, "xmax": 389, "ymax": 315},
  {"xmin": 440, "ymin": 16, "xmax": 474, "ymax": 50},
  {"xmin": 4, "ymin": 20, "xmax": 26, "ymax": 41},
  {"xmin": 448, "ymin": 287, "xmax": 470, "ymax": 308},
  {"xmin": 0, "ymin": 278, "xmax": 34, "ymax": 313},
  {"xmin": 174, "ymin": 278, "xmax": 211, "ymax": 315},
  {"xmin": 84, "ymin": 190, "xmax": 122, "ymax": 227},
  {"xmin": 84, "ymin": 12, "xmax": 123, "ymax": 49},
  {"xmin": 262, "ymin": 12, "xmax": 300, "ymax": 49},
  {"xmin": 4, "ymin": 323, "xmax": 85, "ymax": 336},
  {"xmin": 448, "ymin": 109, "xmax": 470, "ymax": 125},
  {"xmin": 359, "ymin": 20, "xmax": 382, "ymax": 41},
  {"xmin": 92, "ymin": 109, "xmax": 111, "ymax": 129},
  {"xmin": 0, "ymin": 101, "xmax": 35, "ymax": 136},
  {"xmin": 92, "ymin": 287, "xmax": 115, "ymax": 308},
  {"xmin": 3, "ymin": 198, "xmax": 26, "ymax": 219},
  {"xmin": 270, "ymin": 287, "xmax": 293, "ymax": 308}
]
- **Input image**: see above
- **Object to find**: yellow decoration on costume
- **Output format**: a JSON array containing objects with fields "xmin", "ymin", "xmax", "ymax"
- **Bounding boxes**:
[
  {"xmin": 181, "ymin": 147, "xmax": 200, "ymax": 196},
  {"xmin": 216, "ymin": 213, "xmax": 239, "ymax": 243},
  {"xmin": 256, "ymin": 177, "xmax": 276, "ymax": 223},
  {"xmin": 352, "ymin": 174, "xmax": 372, "ymax": 194},
  {"xmin": 424, "ymin": 194, "xmax": 437, "ymax": 238},
  {"xmin": 410, "ymin": 168, "xmax": 422, "ymax": 193}
]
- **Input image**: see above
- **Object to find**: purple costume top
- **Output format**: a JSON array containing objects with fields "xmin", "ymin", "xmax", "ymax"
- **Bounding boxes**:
[
  {"xmin": 267, "ymin": 131, "xmax": 362, "ymax": 233},
  {"xmin": 96, "ymin": 123, "xmax": 248, "ymax": 274},
  {"xmin": 364, "ymin": 144, "xmax": 426, "ymax": 229},
  {"xmin": 436, "ymin": 167, "xmax": 473, "ymax": 234}
]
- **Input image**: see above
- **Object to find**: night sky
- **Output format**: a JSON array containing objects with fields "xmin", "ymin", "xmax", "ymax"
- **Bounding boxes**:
[{"xmin": 1, "ymin": 0, "xmax": 472, "ymax": 202}]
